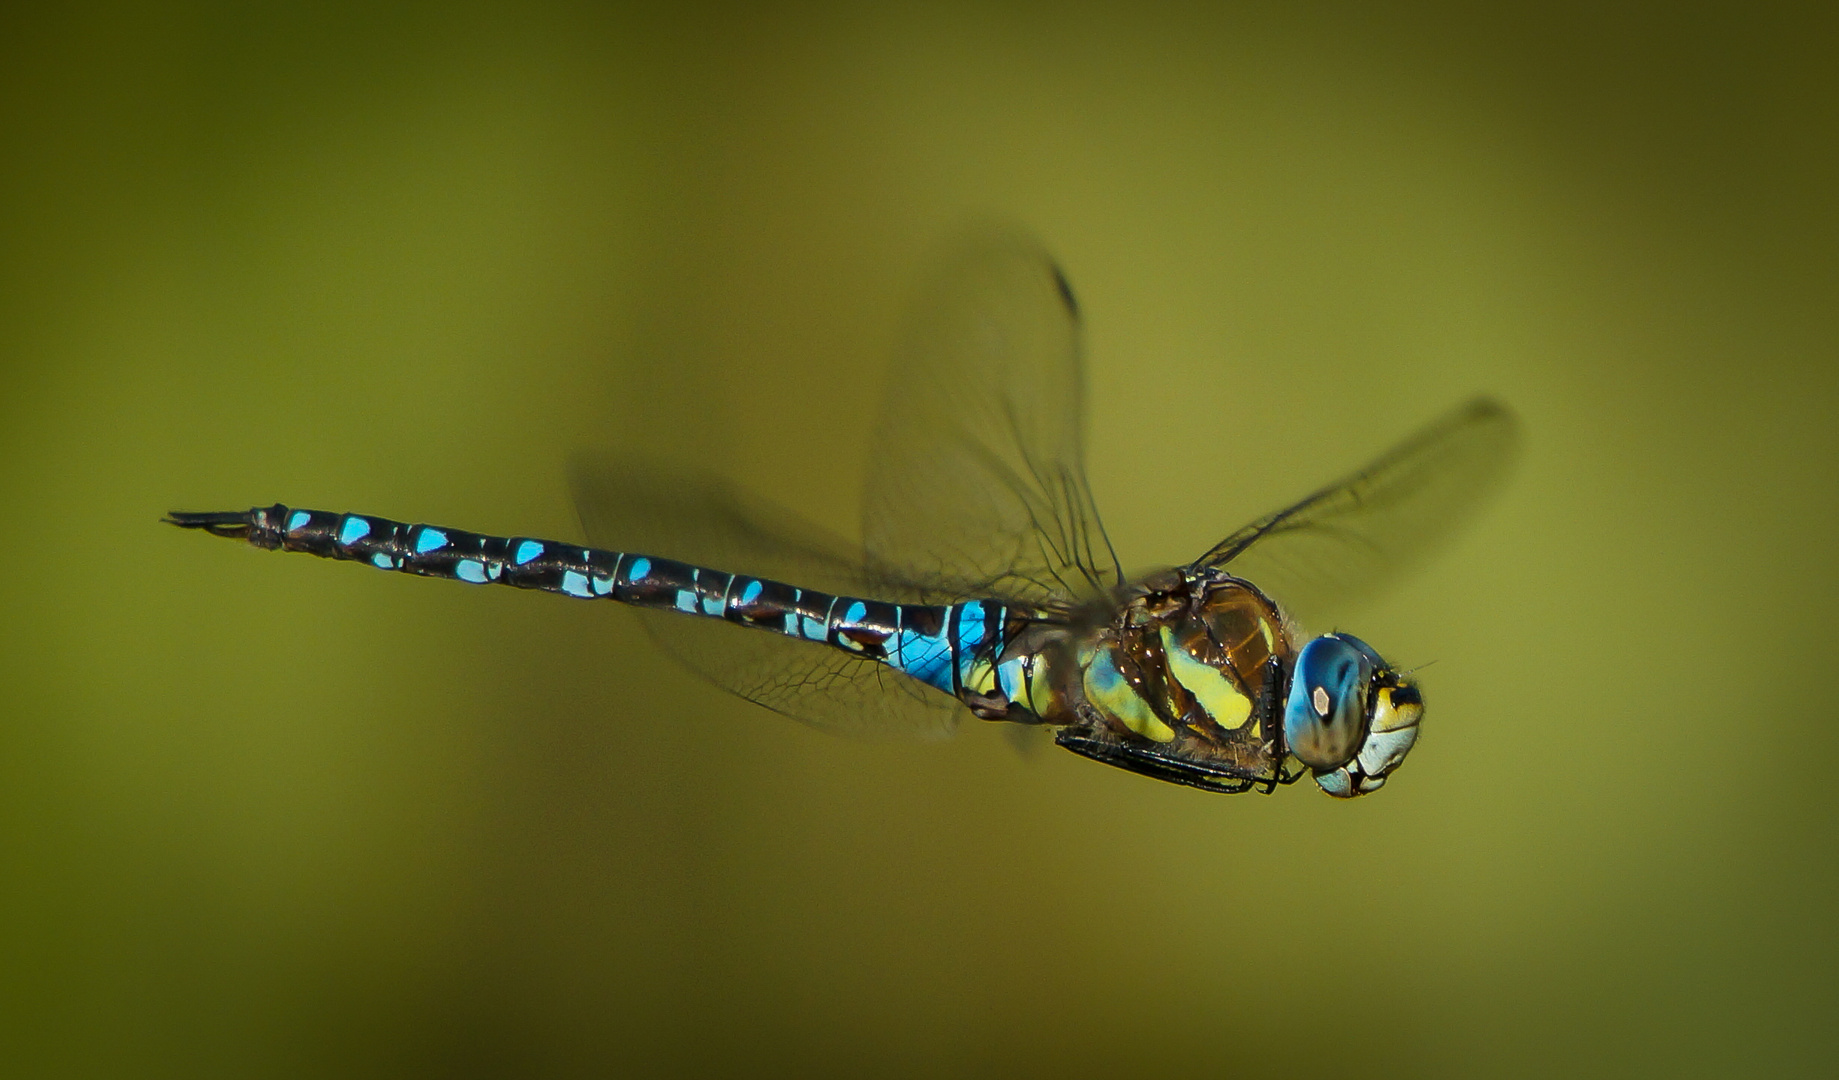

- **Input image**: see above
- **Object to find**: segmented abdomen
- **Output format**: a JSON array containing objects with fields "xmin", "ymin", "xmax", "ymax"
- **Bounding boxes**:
[{"xmin": 169, "ymin": 504, "xmax": 1007, "ymax": 698}]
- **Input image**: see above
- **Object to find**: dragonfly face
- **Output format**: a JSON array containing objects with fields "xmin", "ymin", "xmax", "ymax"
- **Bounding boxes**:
[{"xmin": 1284, "ymin": 633, "xmax": 1423, "ymax": 797}]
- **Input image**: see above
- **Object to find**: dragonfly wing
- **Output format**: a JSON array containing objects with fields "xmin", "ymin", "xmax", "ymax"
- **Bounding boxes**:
[
  {"xmin": 862, "ymin": 229, "xmax": 1121, "ymax": 609},
  {"xmin": 1196, "ymin": 398, "xmax": 1521, "ymax": 631},
  {"xmin": 569, "ymin": 455, "xmax": 959, "ymax": 740}
]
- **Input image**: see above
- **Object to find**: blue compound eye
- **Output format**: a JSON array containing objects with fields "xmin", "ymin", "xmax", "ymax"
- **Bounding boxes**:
[{"xmin": 1283, "ymin": 634, "xmax": 1378, "ymax": 771}]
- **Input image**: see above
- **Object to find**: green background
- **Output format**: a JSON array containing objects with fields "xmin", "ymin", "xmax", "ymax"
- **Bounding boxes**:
[{"xmin": 3, "ymin": 3, "xmax": 1834, "ymax": 1076}]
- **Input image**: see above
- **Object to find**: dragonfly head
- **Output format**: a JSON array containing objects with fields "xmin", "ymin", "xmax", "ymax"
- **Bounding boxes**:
[{"xmin": 1283, "ymin": 633, "xmax": 1423, "ymax": 798}]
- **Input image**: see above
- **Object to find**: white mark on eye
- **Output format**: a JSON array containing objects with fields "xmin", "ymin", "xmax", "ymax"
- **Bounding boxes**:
[{"xmin": 1312, "ymin": 685, "xmax": 1331, "ymax": 718}]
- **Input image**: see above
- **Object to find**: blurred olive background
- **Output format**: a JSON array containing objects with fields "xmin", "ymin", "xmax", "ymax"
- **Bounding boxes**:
[{"xmin": 3, "ymin": 3, "xmax": 1835, "ymax": 1077}]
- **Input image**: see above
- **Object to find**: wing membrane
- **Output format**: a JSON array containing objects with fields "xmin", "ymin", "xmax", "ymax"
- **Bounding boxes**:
[
  {"xmin": 862, "ymin": 230, "xmax": 1121, "ymax": 609},
  {"xmin": 565, "ymin": 230, "xmax": 1122, "ymax": 737},
  {"xmin": 1197, "ymin": 397, "xmax": 1521, "ymax": 630}
]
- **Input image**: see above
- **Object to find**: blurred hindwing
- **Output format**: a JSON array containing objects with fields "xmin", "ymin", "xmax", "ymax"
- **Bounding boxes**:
[{"xmin": 570, "ymin": 457, "xmax": 958, "ymax": 741}]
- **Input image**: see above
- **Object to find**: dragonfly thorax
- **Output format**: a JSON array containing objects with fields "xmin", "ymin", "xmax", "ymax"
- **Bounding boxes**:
[{"xmin": 1035, "ymin": 570, "xmax": 1304, "ymax": 794}]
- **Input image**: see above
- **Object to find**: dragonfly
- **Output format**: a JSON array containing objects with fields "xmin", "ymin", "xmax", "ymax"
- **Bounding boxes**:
[{"xmin": 169, "ymin": 233, "xmax": 1517, "ymax": 797}]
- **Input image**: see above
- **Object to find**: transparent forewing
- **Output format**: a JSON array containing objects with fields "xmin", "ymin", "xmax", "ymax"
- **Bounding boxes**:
[
  {"xmin": 862, "ymin": 230, "xmax": 1122, "ymax": 610},
  {"xmin": 570, "ymin": 456, "xmax": 959, "ymax": 741},
  {"xmin": 1196, "ymin": 398, "xmax": 1521, "ymax": 630}
]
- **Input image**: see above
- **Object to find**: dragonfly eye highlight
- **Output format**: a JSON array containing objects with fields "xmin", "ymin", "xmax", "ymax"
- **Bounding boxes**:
[{"xmin": 1283, "ymin": 634, "xmax": 1376, "ymax": 772}]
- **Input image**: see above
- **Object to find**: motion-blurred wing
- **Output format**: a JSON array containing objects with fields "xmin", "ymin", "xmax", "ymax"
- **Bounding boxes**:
[
  {"xmin": 570, "ymin": 455, "xmax": 959, "ymax": 741},
  {"xmin": 862, "ymin": 230, "xmax": 1121, "ymax": 610},
  {"xmin": 1196, "ymin": 398, "xmax": 1520, "ymax": 630}
]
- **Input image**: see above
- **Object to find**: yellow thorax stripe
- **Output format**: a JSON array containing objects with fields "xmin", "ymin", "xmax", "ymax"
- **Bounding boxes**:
[{"xmin": 1159, "ymin": 625, "xmax": 1252, "ymax": 733}]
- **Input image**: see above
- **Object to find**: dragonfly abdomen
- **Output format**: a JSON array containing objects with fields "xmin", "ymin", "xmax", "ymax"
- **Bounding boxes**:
[{"xmin": 166, "ymin": 504, "xmax": 1002, "ymax": 698}]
